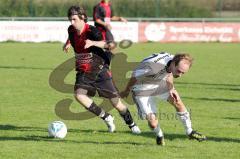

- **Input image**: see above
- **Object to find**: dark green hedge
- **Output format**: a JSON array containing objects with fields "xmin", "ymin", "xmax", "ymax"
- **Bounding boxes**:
[{"xmin": 0, "ymin": 0, "xmax": 214, "ymax": 18}]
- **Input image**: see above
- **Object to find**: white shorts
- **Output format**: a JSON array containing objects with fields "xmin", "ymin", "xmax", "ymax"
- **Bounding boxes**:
[{"xmin": 132, "ymin": 92, "xmax": 170, "ymax": 120}]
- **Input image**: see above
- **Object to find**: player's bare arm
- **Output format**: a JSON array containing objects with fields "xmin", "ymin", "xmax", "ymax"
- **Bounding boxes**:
[
  {"xmin": 96, "ymin": 18, "xmax": 112, "ymax": 30},
  {"xmin": 120, "ymin": 76, "xmax": 137, "ymax": 98},
  {"xmin": 63, "ymin": 38, "xmax": 71, "ymax": 53},
  {"xmin": 84, "ymin": 39, "xmax": 114, "ymax": 50},
  {"xmin": 111, "ymin": 16, "xmax": 127, "ymax": 23},
  {"xmin": 166, "ymin": 73, "xmax": 174, "ymax": 90},
  {"xmin": 166, "ymin": 73, "xmax": 179, "ymax": 102}
]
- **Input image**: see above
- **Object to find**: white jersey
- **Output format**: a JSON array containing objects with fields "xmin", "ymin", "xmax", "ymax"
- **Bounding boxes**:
[{"xmin": 132, "ymin": 52, "xmax": 174, "ymax": 96}]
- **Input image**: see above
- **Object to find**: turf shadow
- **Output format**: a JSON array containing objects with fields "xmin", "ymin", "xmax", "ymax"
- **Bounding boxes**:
[
  {"xmin": 176, "ymin": 82, "xmax": 240, "ymax": 92},
  {"xmin": 175, "ymin": 82, "xmax": 240, "ymax": 87},
  {"xmin": 0, "ymin": 124, "xmax": 45, "ymax": 132},
  {"xmin": 224, "ymin": 117, "xmax": 240, "ymax": 121},
  {"xmin": 182, "ymin": 97, "xmax": 240, "ymax": 103},
  {"xmin": 0, "ymin": 65, "xmax": 53, "ymax": 70},
  {"xmin": 1, "ymin": 125, "xmax": 239, "ymax": 143},
  {"xmin": 0, "ymin": 135, "xmax": 150, "ymax": 145},
  {"xmin": 120, "ymin": 130, "xmax": 240, "ymax": 143},
  {"xmin": 206, "ymin": 136, "xmax": 240, "ymax": 143}
]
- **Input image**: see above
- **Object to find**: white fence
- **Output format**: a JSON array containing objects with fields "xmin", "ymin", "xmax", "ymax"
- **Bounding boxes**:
[{"xmin": 0, "ymin": 19, "xmax": 240, "ymax": 43}]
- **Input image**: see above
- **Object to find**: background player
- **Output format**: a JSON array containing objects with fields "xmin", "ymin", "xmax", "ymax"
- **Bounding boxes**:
[{"xmin": 93, "ymin": 0, "xmax": 127, "ymax": 47}]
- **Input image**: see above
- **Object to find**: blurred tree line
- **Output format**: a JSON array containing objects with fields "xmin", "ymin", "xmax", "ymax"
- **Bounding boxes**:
[{"xmin": 0, "ymin": 0, "xmax": 239, "ymax": 18}]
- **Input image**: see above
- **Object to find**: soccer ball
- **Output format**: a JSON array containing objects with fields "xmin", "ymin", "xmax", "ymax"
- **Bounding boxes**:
[{"xmin": 48, "ymin": 121, "xmax": 67, "ymax": 139}]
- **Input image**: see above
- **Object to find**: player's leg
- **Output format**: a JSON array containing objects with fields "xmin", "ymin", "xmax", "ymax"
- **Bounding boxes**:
[
  {"xmin": 133, "ymin": 95, "xmax": 165, "ymax": 145},
  {"xmin": 96, "ymin": 68, "xmax": 141, "ymax": 134},
  {"xmin": 74, "ymin": 71, "xmax": 116, "ymax": 132},
  {"xmin": 167, "ymin": 90, "xmax": 206, "ymax": 141},
  {"xmin": 167, "ymin": 91, "xmax": 193, "ymax": 135},
  {"xmin": 74, "ymin": 88, "xmax": 109, "ymax": 119},
  {"xmin": 146, "ymin": 113, "xmax": 165, "ymax": 146},
  {"xmin": 74, "ymin": 88, "xmax": 115, "ymax": 132},
  {"xmin": 109, "ymin": 97, "xmax": 141, "ymax": 134}
]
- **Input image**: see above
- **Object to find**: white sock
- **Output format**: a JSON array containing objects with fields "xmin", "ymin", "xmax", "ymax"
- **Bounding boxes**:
[
  {"xmin": 153, "ymin": 125, "xmax": 163, "ymax": 137},
  {"xmin": 177, "ymin": 111, "xmax": 193, "ymax": 135}
]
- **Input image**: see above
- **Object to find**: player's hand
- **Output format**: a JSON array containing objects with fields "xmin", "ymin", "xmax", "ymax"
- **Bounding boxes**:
[
  {"xmin": 63, "ymin": 43, "xmax": 71, "ymax": 53},
  {"xmin": 120, "ymin": 17, "xmax": 127, "ymax": 23},
  {"xmin": 120, "ymin": 89, "xmax": 130, "ymax": 98},
  {"xmin": 169, "ymin": 89, "xmax": 180, "ymax": 103},
  {"xmin": 84, "ymin": 39, "xmax": 94, "ymax": 49},
  {"xmin": 105, "ymin": 23, "xmax": 112, "ymax": 30}
]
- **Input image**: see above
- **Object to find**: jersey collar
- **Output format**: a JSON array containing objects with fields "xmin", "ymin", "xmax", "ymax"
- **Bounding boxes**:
[
  {"xmin": 80, "ymin": 23, "xmax": 89, "ymax": 35},
  {"xmin": 165, "ymin": 60, "xmax": 172, "ymax": 73}
]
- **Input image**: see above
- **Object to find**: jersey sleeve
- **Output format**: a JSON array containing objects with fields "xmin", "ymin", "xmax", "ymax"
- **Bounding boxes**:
[
  {"xmin": 133, "ymin": 62, "xmax": 155, "ymax": 78},
  {"xmin": 93, "ymin": 5, "xmax": 102, "ymax": 20},
  {"xmin": 67, "ymin": 25, "xmax": 75, "ymax": 34},
  {"xmin": 67, "ymin": 25, "xmax": 75, "ymax": 46},
  {"xmin": 133, "ymin": 61, "xmax": 166, "ymax": 79}
]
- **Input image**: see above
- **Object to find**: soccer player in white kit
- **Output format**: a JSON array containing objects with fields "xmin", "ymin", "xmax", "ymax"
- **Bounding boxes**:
[{"xmin": 121, "ymin": 52, "xmax": 206, "ymax": 145}]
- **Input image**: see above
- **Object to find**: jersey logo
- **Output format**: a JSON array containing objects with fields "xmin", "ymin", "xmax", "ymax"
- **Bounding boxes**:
[
  {"xmin": 75, "ymin": 53, "xmax": 93, "ymax": 59},
  {"xmin": 153, "ymin": 54, "xmax": 169, "ymax": 63},
  {"xmin": 142, "ymin": 53, "xmax": 158, "ymax": 62},
  {"xmin": 142, "ymin": 53, "xmax": 169, "ymax": 63}
]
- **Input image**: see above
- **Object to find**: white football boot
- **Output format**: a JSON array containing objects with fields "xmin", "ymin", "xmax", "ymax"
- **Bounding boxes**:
[
  {"xmin": 130, "ymin": 125, "xmax": 141, "ymax": 134},
  {"xmin": 104, "ymin": 115, "xmax": 116, "ymax": 133}
]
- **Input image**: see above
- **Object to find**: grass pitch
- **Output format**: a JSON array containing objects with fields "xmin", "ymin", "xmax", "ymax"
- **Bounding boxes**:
[{"xmin": 0, "ymin": 42, "xmax": 239, "ymax": 159}]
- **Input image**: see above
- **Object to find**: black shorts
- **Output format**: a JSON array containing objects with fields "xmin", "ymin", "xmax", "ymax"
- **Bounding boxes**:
[{"xmin": 74, "ymin": 66, "xmax": 119, "ymax": 98}]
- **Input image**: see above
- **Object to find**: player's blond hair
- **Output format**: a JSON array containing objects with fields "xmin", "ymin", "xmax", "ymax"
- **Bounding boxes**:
[{"xmin": 172, "ymin": 53, "xmax": 193, "ymax": 67}]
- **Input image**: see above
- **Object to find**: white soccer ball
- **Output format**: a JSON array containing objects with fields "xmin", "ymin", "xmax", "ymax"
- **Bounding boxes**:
[{"xmin": 48, "ymin": 121, "xmax": 67, "ymax": 139}]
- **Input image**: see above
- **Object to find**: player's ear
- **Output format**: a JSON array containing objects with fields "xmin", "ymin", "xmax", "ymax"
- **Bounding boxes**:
[
  {"xmin": 81, "ymin": 15, "xmax": 84, "ymax": 20},
  {"xmin": 80, "ymin": 15, "xmax": 87, "ymax": 22}
]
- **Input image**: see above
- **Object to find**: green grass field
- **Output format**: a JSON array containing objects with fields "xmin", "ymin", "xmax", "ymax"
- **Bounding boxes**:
[{"xmin": 0, "ymin": 42, "xmax": 239, "ymax": 159}]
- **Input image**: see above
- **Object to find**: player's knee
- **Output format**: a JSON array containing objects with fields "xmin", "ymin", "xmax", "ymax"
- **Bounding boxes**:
[
  {"xmin": 110, "ymin": 97, "xmax": 120, "ymax": 105},
  {"xmin": 147, "ymin": 114, "xmax": 158, "ymax": 129},
  {"xmin": 148, "ymin": 120, "xmax": 158, "ymax": 129},
  {"xmin": 74, "ymin": 93, "xmax": 86, "ymax": 102},
  {"xmin": 110, "ymin": 97, "xmax": 126, "ymax": 109}
]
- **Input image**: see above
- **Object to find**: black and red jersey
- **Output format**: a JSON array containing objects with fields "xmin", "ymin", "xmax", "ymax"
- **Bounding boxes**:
[
  {"xmin": 93, "ymin": 1, "xmax": 113, "ymax": 30},
  {"xmin": 68, "ymin": 23, "xmax": 112, "ymax": 71}
]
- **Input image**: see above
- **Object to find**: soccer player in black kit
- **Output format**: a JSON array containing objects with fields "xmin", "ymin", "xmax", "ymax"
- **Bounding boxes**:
[
  {"xmin": 93, "ymin": 0, "xmax": 127, "ymax": 42},
  {"xmin": 63, "ymin": 5, "xmax": 141, "ymax": 134}
]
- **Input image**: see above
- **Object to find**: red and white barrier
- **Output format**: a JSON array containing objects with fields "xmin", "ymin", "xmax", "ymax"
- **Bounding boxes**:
[
  {"xmin": 139, "ymin": 22, "xmax": 240, "ymax": 42},
  {"xmin": 0, "ymin": 21, "xmax": 240, "ymax": 42}
]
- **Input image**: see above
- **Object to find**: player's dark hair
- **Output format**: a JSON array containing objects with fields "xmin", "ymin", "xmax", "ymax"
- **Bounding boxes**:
[
  {"xmin": 68, "ymin": 5, "xmax": 88, "ymax": 22},
  {"xmin": 172, "ymin": 53, "xmax": 193, "ymax": 67}
]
